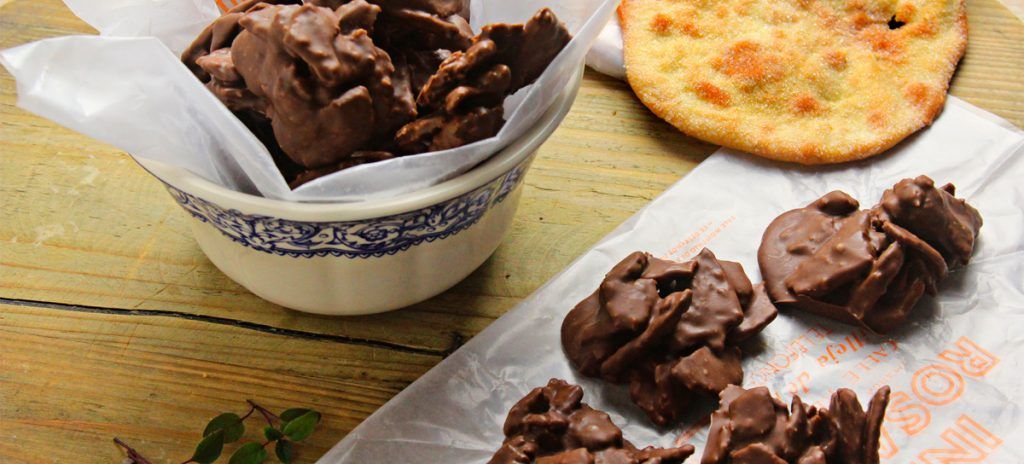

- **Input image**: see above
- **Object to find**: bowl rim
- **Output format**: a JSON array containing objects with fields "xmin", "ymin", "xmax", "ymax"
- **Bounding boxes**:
[{"xmin": 137, "ymin": 66, "xmax": 583, "ymax": 222}]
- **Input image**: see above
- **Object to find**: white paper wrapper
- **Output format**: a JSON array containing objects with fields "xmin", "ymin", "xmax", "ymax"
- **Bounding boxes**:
[
  {"xmin": 0, "ymin": 0, "xmax": 618, "ymax": 202},
  {"xmin": 583, "ymin": 10, "xmax": 624, "ymax": 79},
  {"xmin": 316, "ymin": 97, "xmax": 1024, "ymax": 462},
  {"xmin": 584, "ymin": 11, "xmax": 624, "ymax": 80}
]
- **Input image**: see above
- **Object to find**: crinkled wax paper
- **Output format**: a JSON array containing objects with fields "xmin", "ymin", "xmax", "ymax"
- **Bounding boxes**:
[
  {"xmin": 0, "ymin": 0, "xmax": 618, "ymax": 202},
  {"xmin": 317, "ymin": 98, "xmax": 1024, "ymax": 462}
]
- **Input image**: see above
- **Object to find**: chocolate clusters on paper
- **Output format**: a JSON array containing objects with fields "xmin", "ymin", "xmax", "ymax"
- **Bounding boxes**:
[
  {"xmin": 759, "ymin": 175, "xmax": 982, "ymax": 333},
  {"xmin": 488, "ymin": 379, "xmax": 695, "ymax": 464},
  {"xmin": 561, "ymin": 249, "xmax": 778, "ymax": 426},
  {"xmin": 182, "ymin": 0, "xmax": 570, "ymax": 187},
  {"xmin": 702, "ymin": 385, "xmax": 891, "ymax": 464}
]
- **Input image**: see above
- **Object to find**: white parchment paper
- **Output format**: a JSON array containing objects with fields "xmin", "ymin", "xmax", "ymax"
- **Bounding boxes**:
[
  {"xmin": 317, "ymin": 98, "xmax": 1024, "ymax": 462},
  {"xmin": 584, "ymin": 12, "xmax": 624, "ymax": 80},
  {"xmin": 0, "ymin": 0, "xmax": 617, "ymax": 202}
]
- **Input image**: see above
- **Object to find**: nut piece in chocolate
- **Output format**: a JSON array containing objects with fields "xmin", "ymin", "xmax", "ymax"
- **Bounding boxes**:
[
  {"xmin": 758, "ymin": 175, "xmax": 982, "ymax": 333},
  {"xmin": 702, "ymin": 385, "xmax": 891, "ymax": 464},
  {"xmin": 489, "ymin": 379, "xmax": 696, "ymax": 464},
  {"xmin": 561, "ymin": 249, "xmax": 778, "ymax": 426}
]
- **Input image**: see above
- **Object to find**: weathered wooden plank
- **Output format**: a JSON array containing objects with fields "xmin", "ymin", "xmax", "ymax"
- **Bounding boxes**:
[
  {"xmin": 0, "ymin": 0, "xmax": 1021, "ymax": 463},
  {"xmin": 0, "ymin": 0, "xmax": 711, "ymax": 353},
  {"xmin": 0, "ymin": 74, "xmax": 700, "ymax": 353},
  {"xmin": 2, "ymin": 0, "xmax": 1022, "ymax": 351},
  {"xmin": 0, "ymin": 302, "xmax": 440, "ymax": 463}
]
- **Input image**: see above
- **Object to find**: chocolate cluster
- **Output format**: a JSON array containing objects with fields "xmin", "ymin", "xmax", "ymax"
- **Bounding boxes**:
[
  {"xmin": 702, "ymin": 385, "xmax": 891, "ymax": 464},
  {"xmin": 182, "ymin": 0, "xmax": 570, "ymax": 187},
  {"xmin": 758, "ymin": 175, "xmax": 982, "ymax": 333},
  {"xmin": 396, "ymin": 9, "xmax": 569, "ymax": 153},
  {"xmin": 489, "ymin": 379, "xmax": 696, "ymax": 464},
  {"xmin": 561, "ymin": 249, "xmax": 778, "ymax": 426}
]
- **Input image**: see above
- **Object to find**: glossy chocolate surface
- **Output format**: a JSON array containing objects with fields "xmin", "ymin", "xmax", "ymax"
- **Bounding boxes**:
[
  {"xmin": 561, "ymin": 249, "xmax": 778, "ymax": 426},
  {"xmin": 489, "ymin": 379, "xmax": 696, "ymax": 464},
  {"xmin": 759, "ymin": 175, "xmax": 982, "ymax": 333},
  {"xmin": 702, "ymin": 385, "xmax": 891, "ymax": 464},
  {"xmin": 182, "ymin": 1, "xmax": 570, "ymax": 186}
]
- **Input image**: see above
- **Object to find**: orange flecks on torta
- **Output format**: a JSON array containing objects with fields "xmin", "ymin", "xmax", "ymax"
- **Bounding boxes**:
[{"xmin": 620, "ymin": 0, "xmax": 967, "ymax": 164}]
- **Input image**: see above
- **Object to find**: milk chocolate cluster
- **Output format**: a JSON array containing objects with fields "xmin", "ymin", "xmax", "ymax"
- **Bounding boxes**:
[
  {"xmin": 488, "ymin": 379, "xmax": 696, "ymax": 464},
  {"xmin": 396, "ymin": 9, "xmax": 570, "ymax": 153},
  {"xmin": 182, "ymin": 0, "xmax": 570, "ymax": 187},
  {"xmin": 561, "ymin": 249, "xmax": 778, "ymax": 426},
  {"xmin": 758, "ymin": 175, "xmax": 982, "ymax": 333},
  {"xmin": 702, "ymin": 385, "xmax": 891, "ymax": 464}
]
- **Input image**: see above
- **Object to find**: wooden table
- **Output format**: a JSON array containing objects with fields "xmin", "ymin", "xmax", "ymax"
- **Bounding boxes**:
[{"xmin": 1, "ymin": 1, "xmax": 1021, "ymax": 462}]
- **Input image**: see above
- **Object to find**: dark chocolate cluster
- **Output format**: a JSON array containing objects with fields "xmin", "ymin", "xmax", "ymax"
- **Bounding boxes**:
[
  {"xmin": 758, "ymin": 175, "xmax": 982, "ymax": 333},
  {"xmin": 561, "ymin": 249, "xmax": 778, "ymax": 426},
  {"xmin": 182, "ymin": 0, "xmax": 570, "ymax": 187},
  {"xmin": 702, "ymin": 385, "xmax": 891, "ymax": 464},
  {"xmin": 489, "ymin": 379, "xmax": 696, "ymax": 464}
]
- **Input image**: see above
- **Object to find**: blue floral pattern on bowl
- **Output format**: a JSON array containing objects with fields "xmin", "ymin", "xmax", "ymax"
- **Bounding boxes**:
[{"xmin": 166, "ymin": 163, "xmax": 528, "ymax": 259}]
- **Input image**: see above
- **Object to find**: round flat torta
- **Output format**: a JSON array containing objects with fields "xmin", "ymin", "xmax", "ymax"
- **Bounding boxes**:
[{"xmin": 620, "ymin": 0, "xmax": 967, "ymax": 164}]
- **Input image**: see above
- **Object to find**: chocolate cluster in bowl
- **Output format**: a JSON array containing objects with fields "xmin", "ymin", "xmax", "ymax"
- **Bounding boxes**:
[
  {"xmin": 488, "ymin": 379, "xmax": 696, "ymax": 464},
  {"xmin": 702, "ymin": 385, "xmax": 891, "ymax": 464},
  {"xmin": 758, "ymin": 175, "xmax": 982, "ymax": 333},
  {"xmin": 561, "ymin": 249, "xmax": 778, "ymax": 426},
  {"xmin": 181, "ymin": 0, "xmax": 570, "ymax": 187}
]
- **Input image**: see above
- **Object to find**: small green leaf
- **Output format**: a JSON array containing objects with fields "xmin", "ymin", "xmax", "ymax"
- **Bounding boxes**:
[
  {"xmin": 281, "ymin": 411, "xmax": 320, "ymax": 442},
  {"xmin": 190, "ymin": 429, "xmax": 225, "ymax": 464},
  {"xmin": 229, "ymin": 442, "xmax": 268, "ymax": 464},
  {"xmin": 275, "ymin": 440, "xmax": 295, "ymax": 463},
  {"xmin": 279, "ymin": 408, "xmax": 311, "ymax": 424},
  {"xmin": 263, "ymin": 426, "xmax": 283, "ymax": 442},
  {"xmin": 204, "ymin": 413, "xmax": 245, "ymax": 443}
]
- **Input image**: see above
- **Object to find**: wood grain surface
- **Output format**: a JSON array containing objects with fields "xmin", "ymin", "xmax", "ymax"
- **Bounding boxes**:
[{"xmin": 1, "ymin": 0, "xmax": 1021, "ymax": 462}]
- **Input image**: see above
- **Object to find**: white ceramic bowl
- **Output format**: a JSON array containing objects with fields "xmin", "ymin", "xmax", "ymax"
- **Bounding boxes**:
[{"xmin": 137, "ymin": 67, "xmax": 582, "ymax": 315}]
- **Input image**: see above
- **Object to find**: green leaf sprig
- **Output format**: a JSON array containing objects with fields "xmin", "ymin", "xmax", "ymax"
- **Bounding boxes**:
[{"xmin": 113, "ymin": 400, "xmax": 322, "ymax": 464}]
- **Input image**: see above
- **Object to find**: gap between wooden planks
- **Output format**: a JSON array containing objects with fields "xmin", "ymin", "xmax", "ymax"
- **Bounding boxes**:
[{"xmin": 0, "ymin": 302, "xmax": 439, "ymax": 464}]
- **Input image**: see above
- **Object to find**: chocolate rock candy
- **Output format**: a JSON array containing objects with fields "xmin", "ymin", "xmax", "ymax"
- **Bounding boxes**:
[
  {"xmin": 875, "ymin": 176, "xmax": 982, "ymax": 268},
  {"xmin": 758, "ymin": 175, "xmax": 981, "ymax": 333},
  {"xmin": 395, "ymin": 8, "xmax": 571, "ymax": 153},
  {"xmin": 232, "ymin": 2, "xmax": 417, "ymax": 168},
  {"xmin": 561, "ymin": 249, "xmax": 778, "ymax": 426},
  {"xmin": 310, "ymin": 0, "xmax": 473, "ymax": 53},
  {"xmin": 182, "ymin": 0, "xmax": 416, "ymax": 171},
  {"xmin": 489, "ymin": 379, "xmax": 695, "ymax": 464},
  {"xmin": 371, "ymin": 0, "xmax": 473, "ymax": 51},
  {"xmin": 345, "ymin": 0, "xmax": 471, "ymax": 104},
  {"xmin": 702, "ymin": 385, "xmax": 891, "ymax": 464},
  {"xmin": 183, "ymin": 2, "xmax": 572, "ymax": 186}
]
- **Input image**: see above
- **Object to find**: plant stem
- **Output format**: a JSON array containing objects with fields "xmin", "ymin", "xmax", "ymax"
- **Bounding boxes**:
[
  {"xmin": 246, "ymin": 399, "xmax": 279, "ymax": 425},
  {"xmin": 240, "ymin": 404, "xmax": 256, "ymax": 421},
  {"xmin": 114, "ymin": 401, "xmax": 311, "ymax": 464},
  {"xmin": 113, "ymin": 438, "xmax": 155, "ymax": 464}
]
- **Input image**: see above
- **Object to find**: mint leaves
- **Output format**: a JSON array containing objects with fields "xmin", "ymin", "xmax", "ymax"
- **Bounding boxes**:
[{"xmin": 114, "ymin": 400, "xmax": 321, "ymax": 464}]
